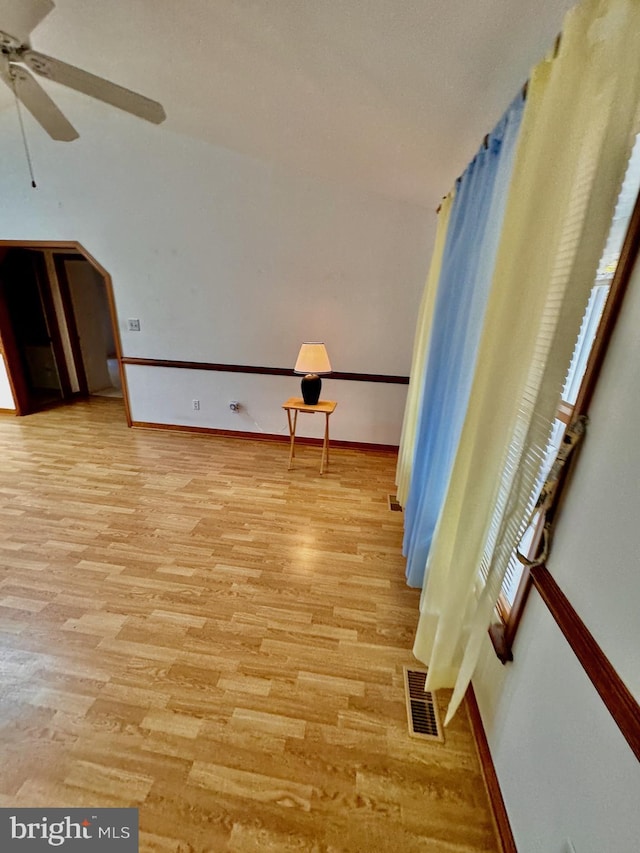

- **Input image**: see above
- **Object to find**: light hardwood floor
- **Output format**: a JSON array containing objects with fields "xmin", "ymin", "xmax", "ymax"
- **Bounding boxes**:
[{"xmin": 0, "ymin": 399, "xmax": 499, "ymax": 852}]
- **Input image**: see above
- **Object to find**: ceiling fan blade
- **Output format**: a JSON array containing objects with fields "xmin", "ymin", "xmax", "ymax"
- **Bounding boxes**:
[
  {"xmin": 0, "ymin": 0, "xmax": 54, "ymax": 44},
  {"xmin": 2, "ymin": 64, "xmax": 78, "ymax": 141},
  {"xmin": 23, "ymin": 50, "xmax": 166, "ymax": 125}
]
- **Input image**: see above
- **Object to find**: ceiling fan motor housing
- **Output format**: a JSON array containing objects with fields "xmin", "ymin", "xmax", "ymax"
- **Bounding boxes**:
[{"xmin": 0, "ymin": 30, "xmax": 22, "ymax": 51}]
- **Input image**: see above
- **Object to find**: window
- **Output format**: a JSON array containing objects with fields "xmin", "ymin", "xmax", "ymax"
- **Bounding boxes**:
[{"xmin": 492, "ymin": 134, "xmax": 640, "ymax": 660}]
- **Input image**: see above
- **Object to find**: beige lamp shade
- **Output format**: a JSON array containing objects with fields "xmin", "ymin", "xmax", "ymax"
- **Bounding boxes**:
[{"xmin": 294, "ymin": 343, "xmax": 332, "ymax": 375}]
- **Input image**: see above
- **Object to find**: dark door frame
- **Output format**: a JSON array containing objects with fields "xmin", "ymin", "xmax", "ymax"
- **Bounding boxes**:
[
  {"xmin": 0, "ymin": 247, "xmax": 72, "ymax": 412},
  {"xmin": 31, "ymin": 249, "xmax": 74, "ymax": 400},
  {"xmin": 52, "ymin": 253, "xmax": 90, "ymax": 397}
]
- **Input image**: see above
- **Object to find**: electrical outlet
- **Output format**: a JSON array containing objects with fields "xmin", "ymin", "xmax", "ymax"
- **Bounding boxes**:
[
  {"xmin": 229, "ymin": 401, "xmax": 240, "ymax": 412},
  {"xmin": 192, "ymin": 399, "xmax": 200, "ymax": 411},
  {"xmin": 127, "ymin": 318, "xmax": 141, "ymax": 332}
]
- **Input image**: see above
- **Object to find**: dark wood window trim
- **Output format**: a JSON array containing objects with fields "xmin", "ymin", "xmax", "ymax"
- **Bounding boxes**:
[{"xmin": 491, "ymin": 185, "xmax": 640, "ymax": 662}]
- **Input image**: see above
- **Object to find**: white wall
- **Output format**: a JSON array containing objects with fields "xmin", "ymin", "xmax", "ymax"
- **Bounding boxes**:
[
  {"xmin": 0, "ymin": 91, "xmax": 432, "ymax": 443},
  {"xmin": 126, "ymin": 366, "xmax": 409, "ymax": 444},
  {"xmin": 473, "ymin": 255, "xmax": 640, "ymax": 853}
]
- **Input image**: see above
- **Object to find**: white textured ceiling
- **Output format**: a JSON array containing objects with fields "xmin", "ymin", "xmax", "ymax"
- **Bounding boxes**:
[{"xmin": 0, "ymin": 0, "xmax": 576, "ymax": 206}]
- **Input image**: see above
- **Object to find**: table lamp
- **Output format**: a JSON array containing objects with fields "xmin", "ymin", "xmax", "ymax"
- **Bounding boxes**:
[{"xmin": 294, "ymin": 342, "xmax": 332, "ymax": 405}]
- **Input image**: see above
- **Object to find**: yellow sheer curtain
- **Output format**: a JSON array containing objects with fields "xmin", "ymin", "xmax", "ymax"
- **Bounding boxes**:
[
  {"xmin": 414, "ymin": 0, "xmax": 640, "ymax": 723},
  {"xmin": 396, "ymin": 192, "xmax": 454, "ymax": 506}
]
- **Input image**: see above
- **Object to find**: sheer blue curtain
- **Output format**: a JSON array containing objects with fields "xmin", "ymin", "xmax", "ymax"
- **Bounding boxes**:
[{"xmin": 403, "ymin": 93, "xmax": 525, "ymax": 588}]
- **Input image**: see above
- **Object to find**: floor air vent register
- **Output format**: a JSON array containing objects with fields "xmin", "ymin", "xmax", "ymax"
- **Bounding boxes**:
[{"xmin": 403, "ymin": 667, "xmax": 444, "ymax": 742}]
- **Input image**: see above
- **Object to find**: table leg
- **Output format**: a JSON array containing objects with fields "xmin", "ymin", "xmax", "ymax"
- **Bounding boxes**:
[
  {"xmin": 287, "ymin": 409, "xmax": 297, "ymax": 469},
  {"xmin": 321, "ymin": 412, "xmax": 330, "ymax": 474}
]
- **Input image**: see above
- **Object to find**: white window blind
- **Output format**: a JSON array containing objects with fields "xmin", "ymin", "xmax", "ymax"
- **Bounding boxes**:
[{"xmin": 500, "ymin": 133, "xmax": 640, "ymax": 609}]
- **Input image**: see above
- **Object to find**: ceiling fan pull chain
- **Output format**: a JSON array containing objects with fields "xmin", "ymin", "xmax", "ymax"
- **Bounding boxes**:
[{"xmin": 10, "ymin": 72, "xmax": 37, "ymax": 188}]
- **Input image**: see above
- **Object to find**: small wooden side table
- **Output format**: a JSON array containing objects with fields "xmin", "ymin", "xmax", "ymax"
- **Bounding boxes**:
[{"xmin": 282, "ymin": 397, "xmax": 337, "ymax": 474}]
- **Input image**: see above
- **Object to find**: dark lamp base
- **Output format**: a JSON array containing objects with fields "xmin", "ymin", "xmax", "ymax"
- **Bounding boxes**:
[{"xmin": 301, "ymin": 374, "xmax": 322, "ymax": 405}]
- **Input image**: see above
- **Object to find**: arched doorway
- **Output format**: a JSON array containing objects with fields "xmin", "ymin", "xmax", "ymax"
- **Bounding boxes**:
[{"xmin": 0, "ymin": 240, "xmax": 130, "ymax": 422}]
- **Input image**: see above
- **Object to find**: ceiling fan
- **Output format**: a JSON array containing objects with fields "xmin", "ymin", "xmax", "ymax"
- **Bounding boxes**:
[{"xmin": 0, "ymin": 0, "xmax": 166, "ymax": 142}]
